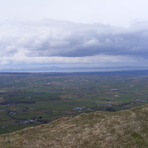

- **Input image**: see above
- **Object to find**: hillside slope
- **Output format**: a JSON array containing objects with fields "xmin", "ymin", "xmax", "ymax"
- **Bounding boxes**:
[{"xmin": 0, "ymin": 105, "xmax": 148, "ymax": 148}]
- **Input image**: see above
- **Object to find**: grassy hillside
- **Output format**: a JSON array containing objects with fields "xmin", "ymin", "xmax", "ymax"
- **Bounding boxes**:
[{"xmin": 0, "ymin": 105, "xmax": 147, "ymax": 148}]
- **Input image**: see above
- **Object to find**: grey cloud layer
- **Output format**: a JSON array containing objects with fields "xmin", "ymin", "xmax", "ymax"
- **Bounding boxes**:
[{"xmin": 0, "ymin": 20, "xmax": 148, "ymax": 58}]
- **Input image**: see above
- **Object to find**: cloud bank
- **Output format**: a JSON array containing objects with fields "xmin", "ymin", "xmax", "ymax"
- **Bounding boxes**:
[{"xmin": 0, "ymin": 19, "xmax": 148, "ymax": 68}]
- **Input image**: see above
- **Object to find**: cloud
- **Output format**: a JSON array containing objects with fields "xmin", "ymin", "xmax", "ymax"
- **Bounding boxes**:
[{"xmin": 0, "ymin": 19, "xmax": 148, "ymax": 67}]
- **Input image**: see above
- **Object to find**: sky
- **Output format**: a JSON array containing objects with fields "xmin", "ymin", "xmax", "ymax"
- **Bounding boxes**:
[{"xmin": 0, "ymin": 0, "xmax": 148, "ymax": 71}]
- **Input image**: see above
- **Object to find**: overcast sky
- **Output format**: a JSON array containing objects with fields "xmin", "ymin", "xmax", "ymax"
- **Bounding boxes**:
[{"xmin": 0, "ymin": 0, "xmax": 148, "ymax": 70}]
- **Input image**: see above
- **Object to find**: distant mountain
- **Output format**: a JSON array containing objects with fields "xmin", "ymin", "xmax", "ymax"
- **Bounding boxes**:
[
  {"xmin": 0, "ymin": 66, "xmax": 148, "ymax": 72},
  {"xmin": 0, "ymin": 105, "xmax": 147, "ymax": 148}
]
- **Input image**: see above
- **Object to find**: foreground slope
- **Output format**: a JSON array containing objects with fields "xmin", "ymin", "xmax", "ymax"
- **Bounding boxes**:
[{"xmin": 0, "ymin": 105, "xmax": 148, "ymax": 148}]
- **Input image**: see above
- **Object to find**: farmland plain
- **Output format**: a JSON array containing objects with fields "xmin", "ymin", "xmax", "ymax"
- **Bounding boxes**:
[{"xmin": 0, "ymin": 70, "xmax": 148, "ymax": 134}]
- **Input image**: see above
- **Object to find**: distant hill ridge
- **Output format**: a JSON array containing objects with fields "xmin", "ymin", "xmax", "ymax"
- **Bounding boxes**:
[{"xmin": 0, "ymin": 105, "xmax": 148, "ymax": 148}]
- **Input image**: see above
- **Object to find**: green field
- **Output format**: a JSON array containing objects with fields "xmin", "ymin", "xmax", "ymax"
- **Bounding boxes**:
[{"xmin": 0, "ymin": 70, "xmax": 148, "ymax": 134}]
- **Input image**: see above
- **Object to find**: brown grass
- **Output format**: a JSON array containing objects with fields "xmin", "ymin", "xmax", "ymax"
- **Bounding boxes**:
[{"xmin": 0, "ymin": 105, "xmax": 148, "ymax": 148}]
